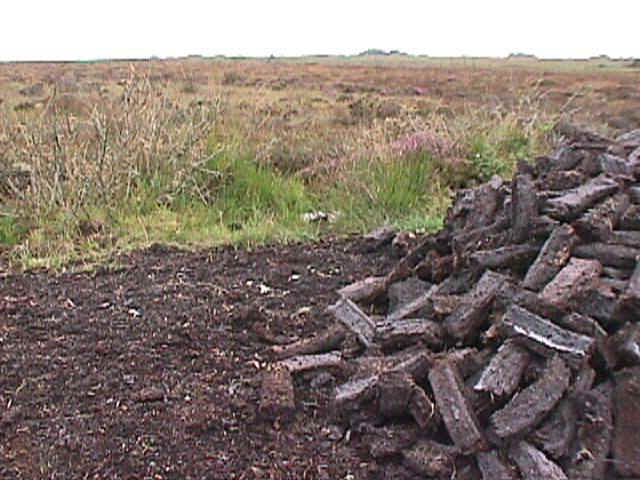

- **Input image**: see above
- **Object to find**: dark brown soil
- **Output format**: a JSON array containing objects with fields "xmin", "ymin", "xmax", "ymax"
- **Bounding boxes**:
[{"xmin": 0, "ymin": 238, "xmax": 406, "ymax": 479}]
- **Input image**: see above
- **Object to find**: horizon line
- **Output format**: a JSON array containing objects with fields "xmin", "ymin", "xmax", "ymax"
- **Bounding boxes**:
[{"xmin": 1, "ymin": 52, "xmax": 638, "ymax": 64}]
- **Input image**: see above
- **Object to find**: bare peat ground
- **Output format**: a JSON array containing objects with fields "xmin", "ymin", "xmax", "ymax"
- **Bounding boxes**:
[{"xmin": 1, "ymin": 238, "xmax": 404, "ymax": 479}]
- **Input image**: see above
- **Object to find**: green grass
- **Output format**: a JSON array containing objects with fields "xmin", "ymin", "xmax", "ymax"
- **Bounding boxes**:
[
  {"xmin": 204, "ymin": 151, "xmax": 314, "ymax": 228},
  {"xmin": 113, "ymin": 150, "xmax": 323, "ymax": 249},
  {"xmin": 468, "ymin": 133, "xmax": 520, "ymax": 181},
  {"xmin": 0, "ymin": 119, "xmax": 553, "ymax": 270},
  {"xmin": 458, "ymin": 105, "xmax": 556, "ymax": 182},
  {"xmin": 0, "ymin": 215, "xmax": 27, "ymax": 246},
  {"xmin": 0, "ymin": 66, "xmax": 559, "ymax": 270},
  {"xmin": 0, "ymin": 144, "xmax": 456, "ymax": 268},
  {"xmin": 321, "ymin": 151, "xmax": 454, "ymax": 235}
]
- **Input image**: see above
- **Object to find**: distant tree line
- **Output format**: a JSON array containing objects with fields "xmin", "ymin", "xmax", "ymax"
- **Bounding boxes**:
[
  {"xmin": 358, "ymin": 49, "xmax": 409, "ymax": 56},
  {"xmin": 507, "ymin": 52, "xmax": 537, "ymax": 59}
]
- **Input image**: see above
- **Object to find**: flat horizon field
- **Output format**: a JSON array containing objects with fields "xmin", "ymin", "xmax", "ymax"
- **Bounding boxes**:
[{"xmin": 1, "ymin": 55, "xmax": 639, "ymax": 269}]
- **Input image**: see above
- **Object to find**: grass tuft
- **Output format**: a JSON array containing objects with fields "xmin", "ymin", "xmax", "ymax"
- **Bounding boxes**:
[
  {"xmin": 0, "ymin": 58, "xmax": 577, "ymax": 269},
  {"xmin": 206, "ymin": 151, "xmax": 314, "ymax": 228}
]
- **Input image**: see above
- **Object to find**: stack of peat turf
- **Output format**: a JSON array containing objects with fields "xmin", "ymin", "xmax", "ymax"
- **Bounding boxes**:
[{"xmin": 260, "ymin": 124, "xmax": 640, "ymax": 479}]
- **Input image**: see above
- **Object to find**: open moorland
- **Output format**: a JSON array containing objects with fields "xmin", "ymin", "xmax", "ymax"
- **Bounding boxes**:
[
  {"xmin": 1, "ymin": 55, "xmax": 639, "ymax": 268},
  {"xmin": 1, "ymin": 56, "xmax": 640, "ymax": 479}
]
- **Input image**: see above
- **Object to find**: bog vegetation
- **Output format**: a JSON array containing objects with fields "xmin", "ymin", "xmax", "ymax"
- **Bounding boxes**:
[{"xmin": 0, "ymin": 56, "xmax": 638, "ymax": 268}]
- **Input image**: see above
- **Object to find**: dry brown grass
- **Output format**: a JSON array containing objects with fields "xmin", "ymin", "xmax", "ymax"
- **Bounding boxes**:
[{"xmin": 0, "ymin": 56, "xmax": 638, "ymax": 266}]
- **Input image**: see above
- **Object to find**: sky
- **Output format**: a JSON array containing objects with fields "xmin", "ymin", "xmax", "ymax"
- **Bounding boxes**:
[{"xmin": 2, "ymin": 1, "xmax": 638, "ymax": 61}]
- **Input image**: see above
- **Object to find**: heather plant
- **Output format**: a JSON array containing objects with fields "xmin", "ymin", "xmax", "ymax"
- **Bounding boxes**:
[
  {"xmin": 452, "ymin": 85, "xmax": 557, "ymax": 182},
  {"xmin": 0, "ymin": 56, "xmax": 610, "ymax": 268}
]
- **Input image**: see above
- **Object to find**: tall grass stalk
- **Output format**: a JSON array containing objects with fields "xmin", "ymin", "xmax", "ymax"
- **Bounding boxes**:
[{"xmin": 0, "ymin": 65, "xmax": 558, "ymax": 269}]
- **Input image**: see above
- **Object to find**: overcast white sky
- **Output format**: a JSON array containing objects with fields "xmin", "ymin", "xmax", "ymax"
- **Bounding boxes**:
[{"xmin": 2, "ymin": 1, "xmax": 638, "ymax": 61}]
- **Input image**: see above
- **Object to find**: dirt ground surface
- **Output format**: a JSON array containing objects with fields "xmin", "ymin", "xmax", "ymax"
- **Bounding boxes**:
[{"xmin": 0, "ymin": 238, "xmax": 416, "ymax": 479}]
